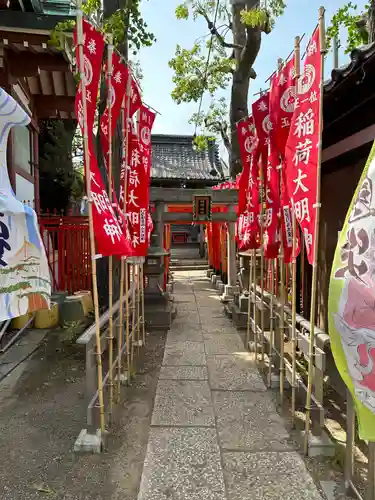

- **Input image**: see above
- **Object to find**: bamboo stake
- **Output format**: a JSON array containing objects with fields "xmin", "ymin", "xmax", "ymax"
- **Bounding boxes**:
[
  {"xmin": 268, "ymin": 258, "xmax": 275, "ymax": 388},
  {"xmin": 246, "ymin": 252, "xmax": 253, "ymax": 348},
  {"xmin": 259, "ymin": 154, "xmax": 266, "ymax": 363},
  {"xmin": 140, "ymin": 260, "xmax": 146, "ymax": 345},
  {"xmin": 125, "ymin": 261, "xmax": 131, "ymax": 376},
  {"xmin": 117, "ymin": 74, "xmax": 133, "ymax": 398},
  {"xmin": 279, "ymin": 200, "xmax": 286, "ymax": 402},
  {"xmin": 76, "ymin": 1, "xmax": 105, "ymax": 436},
  {"xmin": 291, "ymin": 35, "xmax": 301, "ymax": 427},
  {"xmin": 131, "ymin": 261, "xmax": 136, "ymax": 365},
  {"xmin": 136, "ymin": 262, "xmax": 141, "ymax": 349},
  {"xmin": 106, "ymin": 36, "xmax": 115, "ymax": 424},
  {"xmin": 253, "ymin": 248, "xmax": 258, "ymax": 360},
  {"xmin": 304, "ymin": 6, "xmax": 326, "ymax": 456}
]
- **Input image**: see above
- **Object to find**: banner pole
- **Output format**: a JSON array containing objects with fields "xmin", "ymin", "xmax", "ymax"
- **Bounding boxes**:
[
  {"xmin": 253, "ymin": 248, "xmax": 258, "ymax": 360},
  {"xmin": 246, "ymin": 252, "xmax": 253, "ymax": 348},
  {"xmin": 304, "ymin": 6, "xmax": 326, "ymax": 455},
  {"xmin": 268, "ymin": 258, "xmax": 275, "ymax": 387},
  {"xmin": 76, "ymin": 1, "xmax": 105, "ymax": 437},
  {"xmin": 117, "ymin": 72, "xmax": 133, "ymax": 396},
  {"xmin": 260, "ymin": 185, "xmax": 265, "ymax": 363},
  {"xmin": 291, "ymin": 34, "xmax": 301, "ymax": 427},
  {"xmin": 279, "ymin": 190, "xmax": 286, "ymax": 403},
  {"xmin": 105, "ymin": 36, "xmax": 115, "ymax": 424},
  {"xmin": 140, "ymin": 260, "xmax": 146, "ymax": 345}
]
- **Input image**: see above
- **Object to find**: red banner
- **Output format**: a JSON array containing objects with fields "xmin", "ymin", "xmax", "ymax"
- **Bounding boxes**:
[
  {"xmin": 252, "ymin": 93, "xmax": 271, "ymax": 168},
  {"xmin": 74, "ymin": 21, "xmax": 133, "ymax": 257},
  {"xmin": 100, "ymin": 52, "xmax": 127, "ymax": 172},
  {"xmin": 285, "ymin": 27, "xmax": 321, "ymax": 264},
  {"xmin": 270, "ymin": 57, "xmax": 296, "ymax": 159},
  {"xmin": 138, "ymin": 105, "xmax": 156, "ymax": 245},
  {"xmin": 74, "ymin": 19, "xmax": 104, "ymax": 131},
  {"xmin": 236, "ymin": 116, "xmax": 257, "ymax": 216}
]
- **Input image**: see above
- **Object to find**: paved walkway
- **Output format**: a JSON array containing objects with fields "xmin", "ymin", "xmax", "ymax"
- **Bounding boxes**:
[{"xmin": 138, "ymin": 270, "xmax": 323, "ymax": 500}]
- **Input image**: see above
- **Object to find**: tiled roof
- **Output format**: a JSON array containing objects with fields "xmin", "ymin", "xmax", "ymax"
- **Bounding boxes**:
[
  {"xmin": 151, "ymin": 134, "xmax": 227, "ymax": 181},
  {"xmin": 324, "ymin": 42, "xmax": 375, "ymax": 94}
]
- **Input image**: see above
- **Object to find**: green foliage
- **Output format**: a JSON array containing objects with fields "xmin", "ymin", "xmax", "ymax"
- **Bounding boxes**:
[
  {"xmin": 326, "ymin": 2, "xmax": 370, "ymax": 53},
  {"xmin": 49, "ymin": 19, "xmax": 75, "ymax": 50},
  {"xmin": 190, "ymin": 98, "xmax": 227, "ymax": 150},
  {"xmin": 50, "ymin": 0, "xmax": 155, "ymax": 55},
  {"xmin": 240, "ymin": 8, "xmax": 270, "ymax": 30},
  {"xmin": 170, "ymin": 0, "xmax": 286, "ymax": 163},
  {"xmin": 169, "ymin": 43, "xmax": 232, "ymax": 104}
]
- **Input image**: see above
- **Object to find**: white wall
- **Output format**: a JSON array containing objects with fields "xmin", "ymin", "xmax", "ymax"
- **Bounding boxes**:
[{"xmin": 15, "ymin": 174, "xmax": 34, "ymax": 205}]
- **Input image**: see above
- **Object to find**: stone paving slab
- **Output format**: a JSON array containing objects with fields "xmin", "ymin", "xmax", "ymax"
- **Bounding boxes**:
[
  {"xmin": 207, "ymin": 354, "xmax": 266, "ymax": 391},
  {"xmin": 174, "ymin": 293, "xmax": 196, "ymax": 302},
  {"xmin": 213, "ymin": 391, "xmax": 292, "ymax": 451},
  {"xmin": 163, "ymin": 341, "xmax": 206, "ymax": 366},
  {"xmin": 223, "ymin": 451, "xmax": 323, "ymax": 500},
  {"xmin": 138, "ymin": 427, "xmax": 226, "ymax": 500},
  {"xmin": 201, "ymin": 324, "xmax": 237, "ymax": 335},
  {"xmin": 203, "ymin": 333, "xmax": 244, "ymax": 356},
  {"xmin": 159, "ymin": 366, "xmax": 208, "ymax": 381},
  {"xmin": 166, "ymin": 329, "xmax": 203, "ymax": 343},
  {"xmin": 152, "ymin": 380, "xmax": 215, "ymax": 427}
]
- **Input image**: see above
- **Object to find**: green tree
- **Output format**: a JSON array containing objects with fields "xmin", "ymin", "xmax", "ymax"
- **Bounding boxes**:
[
  {"xmin": 169, "ymin": 0, "xmax": 286, "ymax": 178},
  {"xmin": 326, "ymin": 0, "xmax": 375, "ymax": 53}
]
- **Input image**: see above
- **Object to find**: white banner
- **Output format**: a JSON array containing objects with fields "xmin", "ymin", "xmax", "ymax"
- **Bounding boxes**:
[{"xmin": 0, "ymin": 88, "xmax": 51, "ymax": 322}]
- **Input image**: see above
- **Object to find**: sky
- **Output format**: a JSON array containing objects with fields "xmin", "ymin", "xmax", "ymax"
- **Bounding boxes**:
[{"xmin": 138, "ymin": 0, "xmax": 368, "ymax": 142}]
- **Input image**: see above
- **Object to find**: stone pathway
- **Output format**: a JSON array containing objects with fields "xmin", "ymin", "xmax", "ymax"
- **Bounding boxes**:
[{"xmin": 137, "ymin": 270, "xmax": 324, "ymax": 500}]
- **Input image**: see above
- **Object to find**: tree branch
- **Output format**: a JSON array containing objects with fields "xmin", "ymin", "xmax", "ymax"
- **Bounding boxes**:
[{"xmin": 199, "ymin": 10, "xmax": 244, "ymax": 50}]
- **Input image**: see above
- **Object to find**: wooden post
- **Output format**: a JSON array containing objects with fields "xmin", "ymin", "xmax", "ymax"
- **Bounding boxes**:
[
  {"xmin": 116, "ymin": 73, "xmax": 132, "ymax": 400},
  {"xmin": 304, "ymin": 6, "xmax": 326, "ymax": 455},
  {"xmin": 106, "ymin": 36, "xmax": 115, "ymax": 424},
  {"xmin": 291, "ymin": 35, "xmax": 301, "ymax": 427},
  {"xmin": 76, "ymin": 0, "xmax": 105, "ymax": 437}
]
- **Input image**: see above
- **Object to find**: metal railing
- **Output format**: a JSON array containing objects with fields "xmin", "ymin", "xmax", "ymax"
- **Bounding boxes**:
[{"xmin": 242, "ymin": 275, "xmax": 375, "ymax": 500}]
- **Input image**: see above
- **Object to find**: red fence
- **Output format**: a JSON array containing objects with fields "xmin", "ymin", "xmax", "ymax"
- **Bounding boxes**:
[{"xmin": 40, "ymin": 212, "xmax": 91, "ymax": 294}]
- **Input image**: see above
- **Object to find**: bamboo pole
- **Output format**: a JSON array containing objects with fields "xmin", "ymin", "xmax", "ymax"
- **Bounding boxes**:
[
  {"xmin": 131, "ymin": 261, "xmax": 136, "ymax": 365},
  {"xmin": 116, "ymin": 73, "xmax": 133, "ymax": 398},
  {"xmin": 279, "ymin": 198, "xmax": 286, "ymax": 402},
  {"xmin": 246, "ymin": 251, "xmax": 253, "ymax": 348},
  {"xmin": 106, "ymin": 36, "xmax": 115, "ymax": 424},
  {"xmin": 268, "ymin": 258, "xmax": 275, "ymax": 387},
  {"xmin": 291, "ymin": 35, "xmax": 301, "ymax": 427},
  {"xmin": 304, "ymin": 6, "xmax": 326, "ymax": 455},
  {"xmin": 140, "ymin": 260, "xmax": 146, "ymax": 345},
  {"xmin": 260, "ymin": 159, "xmax": 265, "ymax": 364},
  {"xmin": 253, "ymin": 248, "xmax": 258, "ymax": 360},
  {"xmin": 136, "ymin": 262, "xmax": 141, "ymax": 349},
  {"xmin": 76, "ymin": 1, "xmax": 105, "ymax": 436}
]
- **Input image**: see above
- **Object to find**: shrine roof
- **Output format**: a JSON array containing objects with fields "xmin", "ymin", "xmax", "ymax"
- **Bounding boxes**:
[
  {"xmin": 324, "ymin": 42, "xmax": 375, "ymax": 94},
  {"xmin": 151, "ymin": 134, "xmax": 228, "ymax": 181}
]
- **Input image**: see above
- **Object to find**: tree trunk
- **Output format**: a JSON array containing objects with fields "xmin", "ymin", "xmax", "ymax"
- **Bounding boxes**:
[
  {"xmin": 368, "ymin": 0, "xmax": 375, "ymax": 43},
  {"xmin": 229, "ymin": 0, "xmax": 261, "ymax": 178}
]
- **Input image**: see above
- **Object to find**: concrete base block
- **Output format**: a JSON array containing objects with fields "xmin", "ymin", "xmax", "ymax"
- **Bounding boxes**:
[
  {"xmin": 211, "ymin": 275, "xmax": 218, "ymax": 286},
  {"xmin": 218, "ymin": 282, "xmax": 225, "ymax": 295},
  {"xmin": 221, "ymin": 285, "xmax": 239, "ymax": 303},
  {"xmin": 145, "ymin": 299, "xmax": 174, "ymax": 331},
  {"xmin": 74, "ymin": 429, "xmax": 103, "ymax": 454},
  {"xmin": 216, "ymin": 279, "xmax": 223, "ymax": 290},
  {"xmin": 206, "ymin": 269, "xmax": 214, "ymax": 278},
  {"xmin": 231, "ymin": 305, "xmax": 249, "ymax": 330},
  {"xmin": 133, "ymin": 340, "xmax": 144, "ymax": 347},
  {"xmin": 117, "ymin": 372, "xmax": 129, "ymax": 385},
  {"xmin": 300, "ymin": 430, "xmax": 336, "ymax": 458}
]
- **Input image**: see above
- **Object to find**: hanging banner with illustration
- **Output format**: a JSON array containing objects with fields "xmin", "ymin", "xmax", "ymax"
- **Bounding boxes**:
[
  {"xmin": 329, "ymin": 141, "xmax": 375, "ymax": 440},
  {"xmin": 0, "ymin": 88, "xmax": 51, "ymax": 322}
]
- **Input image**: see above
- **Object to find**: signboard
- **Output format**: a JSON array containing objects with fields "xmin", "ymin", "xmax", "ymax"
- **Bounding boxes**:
[{"xmin": 193, "ymin": 195, "xmax": 212, "ymax": 221}]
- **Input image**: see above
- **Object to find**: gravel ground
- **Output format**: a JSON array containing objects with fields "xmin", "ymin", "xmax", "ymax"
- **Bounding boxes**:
[{"xmin": 0, "ymin": 325, "xmax": 167, "ymax": 500}]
